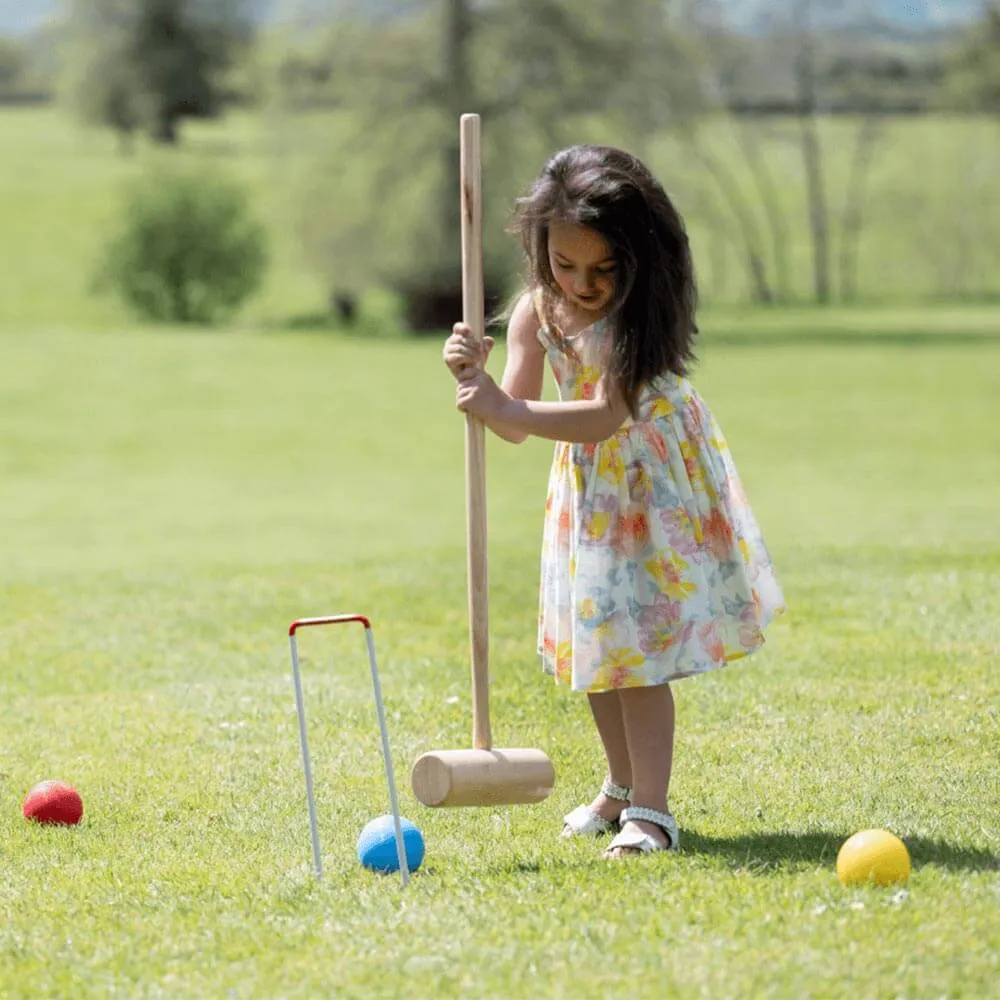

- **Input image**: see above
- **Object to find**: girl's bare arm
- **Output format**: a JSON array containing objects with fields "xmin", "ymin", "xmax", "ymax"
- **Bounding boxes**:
[
  {"xmin": 496, "ymin": 389, "xmax": 629, "ymax": 444},
  {"xmin": 489, "ymin": 293, "xmax": 546, "ymax": 443}
]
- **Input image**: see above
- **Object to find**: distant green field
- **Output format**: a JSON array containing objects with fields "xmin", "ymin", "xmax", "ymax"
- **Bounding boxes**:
[
  {"xmin": 0, "ymin": 106, "xmax": 998, "ymax": 331},
  {"xmin": 1, "ymin": 315, "xmax": 998, "ymax": 997}
]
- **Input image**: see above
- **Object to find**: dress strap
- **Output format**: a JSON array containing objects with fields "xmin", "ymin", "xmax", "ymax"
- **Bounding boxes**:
[
  {"xmin": 531, "ymin": 286, "xmax": 556, "ymax": 350},
  {"xmin": 531, "ymin": 286, "xmax": 547, "ymax": 326}
]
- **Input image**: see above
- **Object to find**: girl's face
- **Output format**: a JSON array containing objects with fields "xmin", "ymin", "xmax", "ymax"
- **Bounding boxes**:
[{"xmin": 547, "ymin": 220, "xmax": 616, "ymax": 315}]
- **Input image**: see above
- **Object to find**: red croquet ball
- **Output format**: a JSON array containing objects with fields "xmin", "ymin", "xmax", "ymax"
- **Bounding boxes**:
[{"xmin": 22, "ymin": 780, "xmax": 84, "ymax": 826}]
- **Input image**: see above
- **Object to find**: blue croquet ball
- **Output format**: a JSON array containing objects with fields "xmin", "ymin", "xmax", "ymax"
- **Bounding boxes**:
[{"xmin": 356, "ymin": 814, "xmax": 425, "ymax": 874}]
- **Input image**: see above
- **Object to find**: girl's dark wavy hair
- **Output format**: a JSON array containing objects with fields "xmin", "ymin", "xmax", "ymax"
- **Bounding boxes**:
[{"xmin": 510, "ymin": 144, "xmax": 698, "ymax": 417}]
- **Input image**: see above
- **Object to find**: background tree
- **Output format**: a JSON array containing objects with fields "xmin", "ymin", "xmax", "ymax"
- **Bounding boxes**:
[
  {"xmin": 270, "ymin": 0, "xmax": 698, "ymax": 330},
  {"xmin": 663, "ymin": 5, "xmax": 789, "ymax": 304},
  {"xmin": 945, "ymin": 2, "xmax": 1000, "ymax": 113},
  {"xmin": 264, "ymin": 0, "xmax": 988, "ymax": 320},
  {"xmin": 0, "ymin": 37, "xmax": 25, "ymax": 95},
  {"xmin": 672, "ymin": 0, "xmax": 949, "ymax": 304},
  {"xmin": 64, "ymin": 0, "xmax": 254, "ymax": 147}
]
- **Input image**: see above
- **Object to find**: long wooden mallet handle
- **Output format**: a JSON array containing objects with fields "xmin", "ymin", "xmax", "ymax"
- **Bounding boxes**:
[{"xmin": 460, "ymin": 113, "xmax": 491, "ymax": 752}]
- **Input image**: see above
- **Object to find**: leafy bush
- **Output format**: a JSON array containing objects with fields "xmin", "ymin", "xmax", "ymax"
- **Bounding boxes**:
[{"xmin": 100, "ymin": 169, "xmax": 268, "ymax": 324}]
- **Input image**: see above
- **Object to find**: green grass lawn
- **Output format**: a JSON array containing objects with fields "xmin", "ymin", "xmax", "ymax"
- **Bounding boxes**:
[{"xmin": 1, "ymin": 311, "xmax": 999, "ymax": 998}]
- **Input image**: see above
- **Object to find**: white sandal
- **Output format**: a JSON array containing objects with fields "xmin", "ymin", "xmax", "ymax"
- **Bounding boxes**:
[
  {"xmin": 560, "ymin": 778, "xmax": 632, "ymax": 838},
  {"xmin": 605, "ymin": 806, "xmax": 680, "ymax": 856}
]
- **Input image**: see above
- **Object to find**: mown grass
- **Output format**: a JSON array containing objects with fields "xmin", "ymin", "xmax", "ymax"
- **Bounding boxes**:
[{"xmin": 1, "ymin": 312, "xmax": 998, "ymax": 998}]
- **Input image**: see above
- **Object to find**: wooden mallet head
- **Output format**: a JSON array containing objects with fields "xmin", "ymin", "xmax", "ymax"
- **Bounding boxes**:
[
  {"xmin": 411, "ymin": 748, "xmax": 555, "ymax": 808},
  {"xmin": 410, "ymin": 113, "xmax": 555, "ymax": 809}
]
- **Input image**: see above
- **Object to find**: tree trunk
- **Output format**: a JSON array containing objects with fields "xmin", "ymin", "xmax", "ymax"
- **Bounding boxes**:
[
  {"xmin": 154, "ymin": 106, "xmax": 179, "ymax": 144},
  {"xmin": 441, "ymin": 0, "xmax": 471, "ymax": 266},
  {"xmin": 116, "ymin": 127, "xmax": 136, "ymax": 157},
  {"xmin": 690, "ymin": 45, "xmax": 792, "ymax": 303},
  {"xmin": 734, "ymin": 119, "xmax": 793, "ymax": 303},
  {"xmin": 798, "ymin": 115, "xmax": 830, "ymax": 303},
  {"xmin": 839, "ymin": 114, "xmax": 882, "ymax": 302},
  {"xmin": 690, "ymin": 137, "xmax": 774, "ymax": 304},
  {"xmin": 795, "ymin": 33, "xmax": 832, "ymax": 305}
]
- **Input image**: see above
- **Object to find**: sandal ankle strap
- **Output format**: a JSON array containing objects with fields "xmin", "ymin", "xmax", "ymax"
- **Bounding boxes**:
[
  {"xmin": 600, "ymin": 778, "xmax": 633, "ymax": 802},
  {"xmin": 620, "ymin": 806, "xmax": 676, "ymax": 835}
]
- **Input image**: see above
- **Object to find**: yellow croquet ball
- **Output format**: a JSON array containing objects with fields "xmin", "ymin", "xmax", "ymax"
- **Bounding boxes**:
[{"xmin": 836, "ymin": 829, "xmax": 911, "ymax": 886}]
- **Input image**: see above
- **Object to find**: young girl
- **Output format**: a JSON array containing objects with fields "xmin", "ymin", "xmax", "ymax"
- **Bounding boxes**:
[{"xmin": 443, "ymin": 144, "xmax": 784, "ymax": 858}]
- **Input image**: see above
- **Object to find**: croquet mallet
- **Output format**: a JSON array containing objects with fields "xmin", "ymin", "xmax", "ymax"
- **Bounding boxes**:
[{"xmin": 410, "ymin": 113, "xmax": 556, "ymax": 808}]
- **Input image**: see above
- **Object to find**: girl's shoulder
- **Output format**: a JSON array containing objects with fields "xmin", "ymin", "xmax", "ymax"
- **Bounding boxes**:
[{"xmin": 503, "ymin": 289, "xmax": 547, "ymax": 354}]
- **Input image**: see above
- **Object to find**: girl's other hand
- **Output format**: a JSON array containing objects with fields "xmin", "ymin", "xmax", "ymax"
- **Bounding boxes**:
[
  {"xmin": 443, "ymin": 323, "xmax": 495, "ymax": 379},
  {"xmin": 456, "ymin": 368, "xmax": 510, "ymax": 422}
]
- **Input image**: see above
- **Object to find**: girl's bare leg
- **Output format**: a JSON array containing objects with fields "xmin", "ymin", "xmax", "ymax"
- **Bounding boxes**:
[
  {"xmin": 606, "ymin": 683, "xmax": 676, "ymax": 856},
  {"xmin": 581, "ymin": 690, "xmax": 632, "ymax": 822}
]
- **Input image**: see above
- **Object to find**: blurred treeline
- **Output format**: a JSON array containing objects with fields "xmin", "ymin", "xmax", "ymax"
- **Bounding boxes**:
[{"xmin": 2, "ymin": 0, "xmax": 998, "ymax": 327}]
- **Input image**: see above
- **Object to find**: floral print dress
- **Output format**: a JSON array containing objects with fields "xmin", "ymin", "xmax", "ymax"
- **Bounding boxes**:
[{"xmin": 535, "ymin": 299, "xmax": 785, "ymax": 693}]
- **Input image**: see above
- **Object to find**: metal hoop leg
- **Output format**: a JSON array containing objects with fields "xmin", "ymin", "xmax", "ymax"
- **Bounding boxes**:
[{"xmin": 288, "ymin": 615, "xmax": 409, "ymax": 886}]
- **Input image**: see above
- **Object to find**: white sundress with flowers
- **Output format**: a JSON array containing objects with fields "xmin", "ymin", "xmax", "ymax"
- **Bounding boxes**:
[{"xmin": 535, "ymin": 296, "xmax": 786, "ymax": 693}]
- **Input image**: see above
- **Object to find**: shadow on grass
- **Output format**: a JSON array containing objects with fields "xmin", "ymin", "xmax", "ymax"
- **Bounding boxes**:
[
  {"xmin": 680, "ymin": 829, "xmax": 1000, "ymax": 873},
  {"xmin": 474, "ymin": 831, "xmax": 999, "ymax": 878}
]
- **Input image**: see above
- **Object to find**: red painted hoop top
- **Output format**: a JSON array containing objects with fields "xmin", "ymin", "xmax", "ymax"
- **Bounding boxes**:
[{"xmin": 289, "ymin": 614, "xmax": 371, "ymax": 636}]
